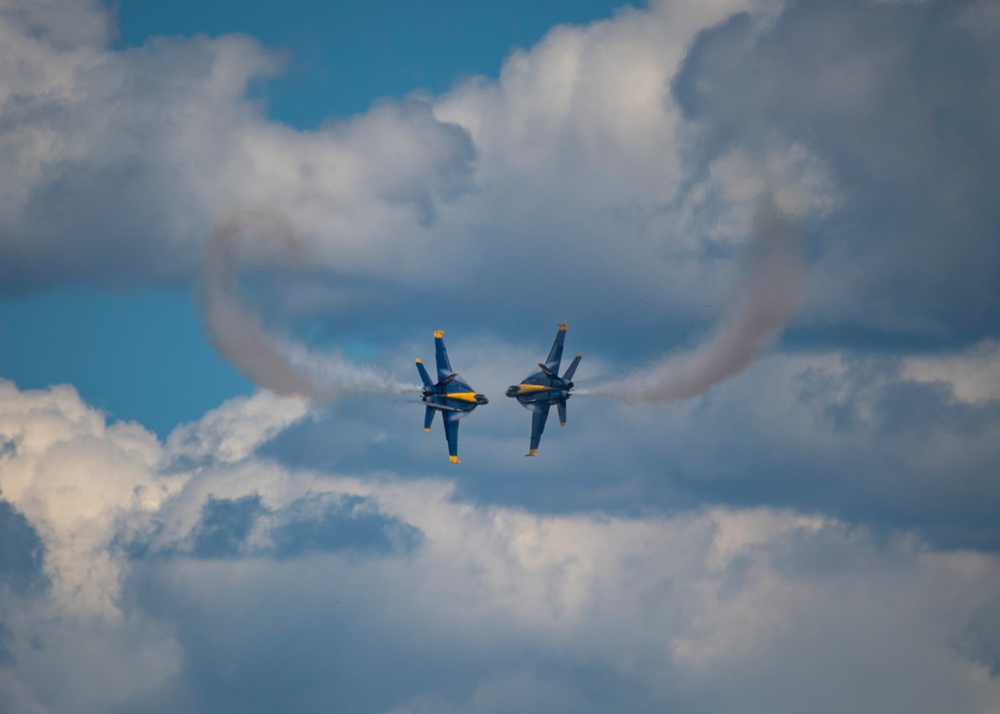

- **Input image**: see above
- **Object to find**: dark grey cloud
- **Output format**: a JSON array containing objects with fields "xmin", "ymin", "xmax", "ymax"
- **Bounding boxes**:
[
  {"xmin": 673, "ymin": 0, "xmax": 1000, "ymax": 341},
  {"xmin": 270, "ymin": 492, "xmax": 422, "ymax": 558},
  {"xmin": 0, "ymin": 19, "xmax": 276, "ymax": 292},
  {"xmin": 0, "ymin": 498, "xmax": 47, "ymax": 595},
  {"xmin": 264, "ymin": 346, "xmax": 1000, "ymax": 552},
  {"xmin": 189, "ymin": 494, "xmax": 265, "ymax": 559},
  {"xmin": 173, "ymin": 491, "xmax": 422, "ymax": 560},
  {"xmin": 116, "ymin": 499, "xmax": 1000, "ymax": 714},
  {"xmin": 958, "ymin": 598, "xmax": 1000, "ymax": 677}
]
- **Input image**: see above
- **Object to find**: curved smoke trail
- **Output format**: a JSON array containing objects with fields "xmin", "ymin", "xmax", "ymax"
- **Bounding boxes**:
[
  {"xmin": 585, "ymin": 195, "xmax": 806, "ymax": 403},
  {"xmin": 199, "ymin": 208, "xmax": 420, "ymax": 400}
]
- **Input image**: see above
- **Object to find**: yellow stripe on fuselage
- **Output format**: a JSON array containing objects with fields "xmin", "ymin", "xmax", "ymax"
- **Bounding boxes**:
[
  {"xmin": 446, "ymin": 392, "xmax": 481, "ymax": 403},
  {"xmin": 512, "ymin": 384, "xmax": 552, "ymax": 395}
]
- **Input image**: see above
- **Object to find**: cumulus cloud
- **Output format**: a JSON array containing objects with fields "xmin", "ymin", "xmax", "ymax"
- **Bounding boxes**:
[
  {"xmin": 2, "ymin": 380, "xmax": 1000, "ymax": 713},
  {"xmin": 3, "ymin": 0, "xmax": 993, "ymax": 381},
  {"xmin": 1, "ymin": 0, "xmax": 996, "ymax": 349},
  {"xmin": 0, "ymin": 0, "xmax": 800, "ymax": 330},
  {"xmin": 0, "ymin": 381, "xmax": 316, "ymax": 711},
  {"xmin": 164, "ymin": 387, "xmax": 311, "ymax": 465},
  {"xmin": 1, "ymin": 0, "xmax": 999, "ymax": 709},
  {"xmin": 673, "ymin": 0, "xmax": 1000, "ymax": 337},
  {"xmin": 0, "ymin": 0, "xmax": 476, "ymax": 293}
]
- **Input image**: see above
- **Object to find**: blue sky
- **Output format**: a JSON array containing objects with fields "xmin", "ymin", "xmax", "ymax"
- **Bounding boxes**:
[{"xmin": 2, "ymin": 0, "xmax": 1000, "ymax": 712}]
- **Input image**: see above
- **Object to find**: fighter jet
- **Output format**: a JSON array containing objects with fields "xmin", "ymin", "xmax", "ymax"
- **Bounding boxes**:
[
  {"xmin": 416, "ymin": 331, "xmax": 488, "ymax": 464},
  {"xmin": 505, "ymin": 323, "xmax": 581, "ymax": 456}
]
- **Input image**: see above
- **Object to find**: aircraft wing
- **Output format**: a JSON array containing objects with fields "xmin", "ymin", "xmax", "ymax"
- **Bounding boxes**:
[{"xmin": 527, "ymin": 402, "xmax": 551, "ymax": 456}]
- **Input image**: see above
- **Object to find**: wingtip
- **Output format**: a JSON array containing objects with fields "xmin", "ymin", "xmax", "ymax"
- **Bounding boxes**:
[
  {"xmin": 434, "ymin": 330, "xmax": 445, "ymax": 338},
  {"xmin": 525, "ymin": 449, "xmax": 538, "ymax": 457},
  {"xmin": 424, "ymin": 428, "xmax": 431, "ymax": 432},
  {"xmin": 415, "ymin": 358, "xmax": 422, "ymax": 363},
  {"xmin": 449, "ymin": 455, "xmax": 461, "ymax": 464},
  {"xmin": 557, "ymin": 323, "xmax": 567, "ymax": 330}
]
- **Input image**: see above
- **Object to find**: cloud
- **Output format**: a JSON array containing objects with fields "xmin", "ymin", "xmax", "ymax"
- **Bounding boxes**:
[
  {"xmin": 0, "ymin": 0, "xmax": 796, "ymax": 334},
  {"xmin": 1, "ymin": 380, "xmax": 999, "ymax": 712},
  {"xmin": 164, "ymin": 388, "xmax": 311, "ymax": 466},
  {"xmin": 0, "ymin": 499, "xmax": 47, "ymax": 596},
  {"xmin": 0, "ymin": 0, "xmax": 279, "ymax": 291},
  {"xmin": 903, "ymin": 340, "xmax": 1000, "ymax": 402},
  {"xmin": 673, "ymin": 0, "xmax": 1000, "ymax": 338},
  {"xmin": 198, "ymin": 208, "xmax": 422, "ymax": 399},
  {"xmin": 2, "ymin": 0, "xmax": 996, "ymax": 350},
  {"xmin": 585, "ymin": 193, "xmax": 806, "ymax": 402},
  {"xmin": 260, "ymin": 336, "xmax": 1000, "ymax": 553},
  {"xmin": 4, "ymin": 0, "xmax": 993, "ymax": 373},
  {"xmin": 0, "ymin": 0, "xmax": 476, "ymax": 294},
  {"xmin": 1, "ymin": 1, "xmax": 999, "ymax": 709}
]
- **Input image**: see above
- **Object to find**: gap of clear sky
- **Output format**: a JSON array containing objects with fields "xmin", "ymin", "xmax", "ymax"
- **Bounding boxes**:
[
  {"xmin": 116, "ymin": 0, "xmax": 636, "ymax": 127},
  {"xmin": 0, "ymin": 0, "xmax": 634, "ymax": 437}
]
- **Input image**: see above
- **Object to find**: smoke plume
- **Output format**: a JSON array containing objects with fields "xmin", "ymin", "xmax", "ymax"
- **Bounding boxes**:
[
  {"xmin": 200, "ymin": 208, "xmax": 419, "ymax": 400},
  {"xmin": 587, "ymin": 195, "xmax": 806, "ymax": 403}
]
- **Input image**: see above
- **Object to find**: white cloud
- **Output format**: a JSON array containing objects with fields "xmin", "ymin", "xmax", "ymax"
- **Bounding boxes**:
[
  {"xmin": 164, "ymin": 389, "xmax": 311, "ymax": 464},
  {"xmin": 2, "ymin": 380, "xmax": 1000, "ymax": 712},
  {"xmin": 0, "ymin": 0, "xmax": 827, "ymax": 323},
  {"xmin": 1, "ymin": 1, "xmax": 999, "ymax": 706},
  {"xmin": 1, "ymin": 0, "xmax": 995, "ymax": 351},
  {"xmin": 0, "ymin": 379, "xmax": 162, "ymax": 617},
  {"xmin": 0, "ymin": 381, "xmax": 314, "ymax": 712},
  {"xmin": 903, "ymin": 341, "xmax": 1000, "ymax": 403}
]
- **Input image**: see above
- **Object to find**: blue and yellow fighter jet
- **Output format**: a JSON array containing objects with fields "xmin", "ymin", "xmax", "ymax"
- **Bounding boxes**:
[
  {"xmin": 416, "ymin": 331, "xmax": 488, "ymax": 464},
  {"xmin": 505, "ymin": 323, "xmax": 582, "ymax": 456}
]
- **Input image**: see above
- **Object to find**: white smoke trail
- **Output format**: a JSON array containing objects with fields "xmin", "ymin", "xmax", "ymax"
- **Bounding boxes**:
[
  {"xmin": 199, "ymin": 208, "xmax": 421, "ymax": 400},
  {"xmin": 585, "ymin": 195, "xmax": 806, "ymax": 403}
]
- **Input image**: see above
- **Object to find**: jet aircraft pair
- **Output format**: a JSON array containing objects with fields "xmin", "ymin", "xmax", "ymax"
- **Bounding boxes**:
[{"xmin": 416, "ymin": 325, "xmax": 581, "ymax": 463}]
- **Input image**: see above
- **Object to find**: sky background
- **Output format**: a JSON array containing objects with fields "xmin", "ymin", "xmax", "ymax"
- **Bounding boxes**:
[{"xmin": 1, "ymin": 0, "xmax": 1000, "ymax": 712}]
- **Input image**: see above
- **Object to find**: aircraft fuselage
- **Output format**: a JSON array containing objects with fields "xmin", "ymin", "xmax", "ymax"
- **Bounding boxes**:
[
  {"xmin": 506, "ymin": 324, "xmax": 581, "ymax": 456},
  {"xmin": 416, "ymin": 331, "xmax": 487, "ymax": 463}
]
